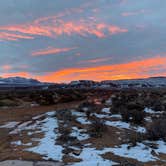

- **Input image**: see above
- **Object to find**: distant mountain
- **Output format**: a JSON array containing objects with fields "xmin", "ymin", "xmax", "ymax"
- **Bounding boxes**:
[
  {"xmin": 0, "ymin": 77, "xmax": 41, "ymax": 85},
  {"xmin": 66, "ymin": 77, "xmax": 166, "ymax": 89},
  {"xmin": 110, "ymin": 77, "xmax": 166, "ymax": 88},
  {"xmin": 1, "ymin": 76, "xmax": 166, "ymax": 89}
]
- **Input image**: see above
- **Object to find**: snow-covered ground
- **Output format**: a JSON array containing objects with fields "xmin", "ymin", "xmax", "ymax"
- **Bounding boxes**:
[
  {"xmin": 107, "ymin": 140, "xmax": 166, "ymax": 162},
  {"xmin": 0, "ymin": 106, "xmax": 166, "ymax": 164},
  {"xmin": 70, "ymin": 140, "xmax": 166, "ymax": 164},
  {"xmin": 1, "ymin": 111, "xmax": 64, "ymax": 161},
  {"xmin": 70, "ymin": 147, "xmax": 118, "ymax": 166},
  {"xmin": 72, "ymin": 110, "xmax": 92, "ymax": 125},
  {"xmin": 26, "ymin": 112, "xmax": 64, "ymax": 161},
  {"xmin": 95, "ymin": 107, "xmax": 147, "ymax": 133}
]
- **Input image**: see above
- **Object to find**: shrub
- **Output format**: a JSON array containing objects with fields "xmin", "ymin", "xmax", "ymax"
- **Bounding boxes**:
[
  {"xmin": 85, "ymin": 110, "xmax": 91, "ymax": 119},
  {"xmin": 130, "ymin": 110, "xmax": 145, "ymax": 125},
  {"xmin": 128, "ymin": 133, "xmax": 145, "ymax": 147},
  {"xmin": 120, "ymin": 102, "xmax": 145, "ymax": 125},
  {"xmin": 89, "ymin": 119, "xmax": 107, "ymax": 138},
  {"xmin": 126, "ymin": 103, "xmax": 144, "ymax": 111},
  {"xmin": 58, "ymin": 128, "xmax": 75, "ymax": 143},
  {"xmin": 151, "ymin": 101, "xmax": 163, "ymax": 112},
  {"xmin": 121, "ymin": 108, "xmax": 145, "ymax": 125},
  {"xmin": 0, "ymin": 99, "xmax": 19, "ymax": 107},
  {"xmin": 29, "ymin": 91, "xmax": 55, "ymax": 105},
  {"xmin": 56, "ymin": 109, "xmax": 73, "ymax": 122},
  {"xmin": 146, "ymin": 118, "xmax": 166, "ymax": 141},
  {"xmin": 121, "ymin": 108, "xmax": 131, "ymax": 122},
  {"xmin": 78, "ymin": 101, "xmax": 95, "ymax": 112}
]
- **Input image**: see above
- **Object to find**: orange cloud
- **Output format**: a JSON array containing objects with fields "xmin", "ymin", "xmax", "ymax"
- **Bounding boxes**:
[
  {"xmin": 2, "ymin": 72, "xmax": 31, "ymax": 78},
  {"xmin": 2, "ymin": 56, "xmax": 166, "ymax": 83},
  {"xmin": 32, "ymin": 47, "xmax": 76, "ymax": 56},
  {"xmin": 36, "ymin": 55, "xmax": 166, "ymax": 82}
]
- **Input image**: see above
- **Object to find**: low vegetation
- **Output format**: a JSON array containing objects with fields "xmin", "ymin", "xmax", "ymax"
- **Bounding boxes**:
[
  {"xmin": 146, "ymin": 118, "xmax": 166, "ymax": 141},
  {"xmin": 0, "ymin": 88, "xmax": 166, "ymax": 165},
  {"xmin": 89, "ymin": 119, "xmax": 107, "ymax": 138}
]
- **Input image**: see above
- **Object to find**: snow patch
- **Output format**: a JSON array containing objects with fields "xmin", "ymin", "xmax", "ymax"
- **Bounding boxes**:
[
  {"xmin": 108, "ymin": 143, "xmax": 157, "ymax": 162},
  {"xmin": 105, "ymin": 120, "xmax": 146, "ymax": 133},
  {"xmin": 72, "ymin": 110, "xmax": 86, "ymax": 117},
  {"xmin": 144, "ymin": 116, "xmax": 152, "ymax": 122},
  {"xmin": 27, "ymin": 111, "xmax": 63, "ymax": 161},
  {"xmin": 106, "ymin": 120, "xmax": 130, "ymax": 129},
  {"xmin": 11, "ymin": 140, "xmax": 32, "ymax": 146},
  {"xmin": 105, "ymin": 98, "xmax": 112, "ymax": 105},
  {"xmin": 10, "ymin": 121, "xmax": 33, "ymax": 134},
  {"xmin": 102, "ymin": 108, "xmax": 110, "ymax": 114},
  {"xmin": 93, "ymin": 113, "xmax": 109, "ymax": 119},
  {"xmin": 71, "ymin": 147, "xmax": 118, "ymax": 166},
  {"xmin": 0, "ymin": 121, "xmax": 19, "ymax": 129},
  {"xmin": 71, "ymin": 140, "xmax": 166, "ymax": 164},
  {"xmin": 110, "ymin": 114, "xmax": 122, "ymax": 119},
  {"xmin": 108, "ymin": 140, "xmax": 166, "ymax": 162},
  {"xmin": 145, "ymin": 140, "xmax": 166, "ymax": 155},
  {"xmin": 76, "ymin": 117, "xmax": 91, "ymax": 125},
  {"xmin": 32, "ymin": 114, "xmax": 45, "ymax": 120},
  {"xmin": 144, "ymin": 108, "xmax": 163, "ymax": 114},
  {"xmin": 70, "ymin": 127, "xmax": 89, "ymax": 141},
  {"xmin": 71, "ymin": 110, "xmax": 91, "ymax": 125}
]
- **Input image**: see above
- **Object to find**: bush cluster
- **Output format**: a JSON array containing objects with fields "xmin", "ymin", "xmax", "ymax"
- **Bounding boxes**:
[{"xmin": 146, "ymin": 118, "xmax": 166, "ymax": 141}]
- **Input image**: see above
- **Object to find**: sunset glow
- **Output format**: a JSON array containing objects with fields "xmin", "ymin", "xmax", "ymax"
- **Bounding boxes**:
[
  {"xmin": 1, "ymin": 0, "xmax": 166, "ymax": 82},
  {"xmin": 1, "ymin": 55, "xmax": 166, "ymax": 83}
]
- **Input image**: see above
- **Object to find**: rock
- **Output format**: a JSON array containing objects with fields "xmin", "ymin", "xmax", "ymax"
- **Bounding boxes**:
[
  {"xmin": 0, "ymin": 160, "xmax": 33, "ymax": 166},
  {"xmin": 72, "ymin": 149, "xmax": 82, "ymax": 156},
  {"xmin": 151, "ymin": 149, "xmax": 158, "ymax": 156}
]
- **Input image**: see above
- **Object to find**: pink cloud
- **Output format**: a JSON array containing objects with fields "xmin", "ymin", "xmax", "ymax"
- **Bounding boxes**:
[
  {"xmin": 0, "ymin": 15, "xmax": 128, "ymax": 41},
  {"xmin": 2, "ymin": 65, "xmax": 12, "ymax": 71},
  {"xmin": 78, "ymin": 57, "xmax": 111, "ymax": 64},
  {"xmin": 32, "ymin": 47, "xmax": 76, "ymax": 56},
  {"xmin": 0, "ymin": 32, "xmax": 34, "ymax": 41}
]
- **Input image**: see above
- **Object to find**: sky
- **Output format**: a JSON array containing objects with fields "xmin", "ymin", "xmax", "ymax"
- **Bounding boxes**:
[{"xmin": 0, "ymin": 0, "xmax": 166, "ymax": 83}]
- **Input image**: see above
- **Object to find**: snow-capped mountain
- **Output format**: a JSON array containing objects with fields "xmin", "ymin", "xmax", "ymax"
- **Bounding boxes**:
[
  {"xmin": 0, "ymin": 77, "xmax": 40, "ymax": 84},
  {"xmin": 1, "ymin": 76, "xmax": 166, "ymax": 89},
  {"xmin": 0, "ymin": 77, "xmax": 42, "ymax": 87}
]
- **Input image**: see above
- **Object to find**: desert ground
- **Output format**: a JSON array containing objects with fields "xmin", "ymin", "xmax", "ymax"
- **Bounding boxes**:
[{"xmin": 0, "ymin": 88, "xmax": 166, "ymax": 166}]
